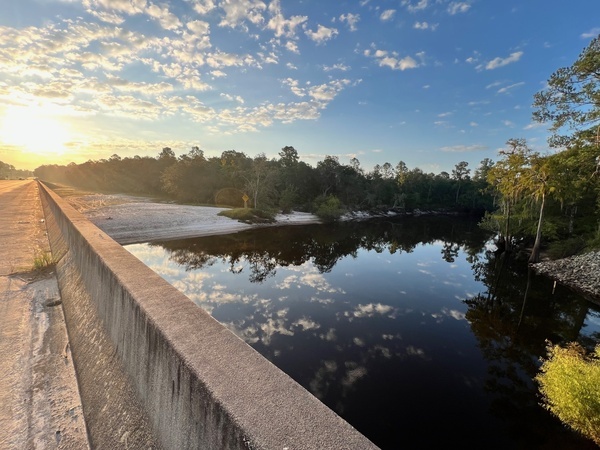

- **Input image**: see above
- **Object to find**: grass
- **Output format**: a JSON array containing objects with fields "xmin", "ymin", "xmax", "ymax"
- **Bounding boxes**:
[
  {"xmin": 218, "ymin": 208, "xmax": 275, "ymax": 224},
  {"xmin": 32, "ymin": 250, "xmax": 55, "ymax": 271}
]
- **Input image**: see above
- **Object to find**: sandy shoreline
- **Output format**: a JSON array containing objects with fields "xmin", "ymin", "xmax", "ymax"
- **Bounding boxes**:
[{"xmin": 66, "ymin": 193, "xmax": 321, "ymax": 245}]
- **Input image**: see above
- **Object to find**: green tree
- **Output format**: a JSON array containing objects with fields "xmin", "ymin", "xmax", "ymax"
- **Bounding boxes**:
[
  {"xmin": 485, "ymin": 139, "xmax": 533, "ymax": 251},
  {"xmin": 524, "ymin": 155, "xmax": 552, "ymax": 263},
  {"xmin": 246, "ymin": 153, "xmax": 277, "ymax": 209},
  {"xmin": 533, "ymin": 35, "xmax": 600, "ymax": 148},
  {"xmin": 317, "ymin": 155, "xmax": 342, "ymax": 196},
  {"xmin": 452, "ymin": 161, "xmax": 470, "ymax": 204},
  {"xmin": 278, "ymin": 146, "xmax": 299, "ymax": 167}
]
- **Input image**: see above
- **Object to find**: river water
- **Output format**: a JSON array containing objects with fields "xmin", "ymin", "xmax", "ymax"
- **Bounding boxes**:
[{"xmin": 125, "ymin": 215, "xmax": 600, "ymax": 449}]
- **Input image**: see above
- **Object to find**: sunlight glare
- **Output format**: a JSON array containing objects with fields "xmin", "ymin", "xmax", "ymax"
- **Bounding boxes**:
[{"xmin": 0, "ymin": 105, "xmax": 73, "ymax": 156}]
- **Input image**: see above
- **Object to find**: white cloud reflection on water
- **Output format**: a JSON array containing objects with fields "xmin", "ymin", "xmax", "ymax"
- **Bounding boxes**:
[
  {"xmin": 125, "ymin": 237, "xmax": 484, "ymax": 385},
  {"xmin": 125, "ymin": 237, "xmax": 501, "ymax": 440}
]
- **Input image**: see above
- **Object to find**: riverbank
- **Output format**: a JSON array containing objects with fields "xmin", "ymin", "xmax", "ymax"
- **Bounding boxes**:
[
  {"xmin": 64, "ymin": 193, "xmax": 321, "ymax": 245},
  {"xmin": 531, "ymin": 251, "xmax": 600, "ymax": 302}
]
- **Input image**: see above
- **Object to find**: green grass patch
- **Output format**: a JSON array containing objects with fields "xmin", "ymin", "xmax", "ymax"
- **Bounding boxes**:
[
  {"xmin": 32, "ymin": 250, "xmax": 55, "ymax": 271},
  {"xmin": 218, "ymin": 208, "xmax": 275, "ymax": 224}
]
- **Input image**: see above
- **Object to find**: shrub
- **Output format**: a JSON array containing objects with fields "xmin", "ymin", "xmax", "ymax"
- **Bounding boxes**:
[
  {"xmin": 32, "ymin": 250, "xmax": 55, "ymax": 271},
  {"xmin": 218, "ymin": 208, "xmax": 275, "ymax": 224},
  {"xmin": 536, "ymin": 341, "xmax": 600, "ymax": 446},
  {"xmin": 313, "ymin": 195, "xmax": 344, "ymax": 221}
]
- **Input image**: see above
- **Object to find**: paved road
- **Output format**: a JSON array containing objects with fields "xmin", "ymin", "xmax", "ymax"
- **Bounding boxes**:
[{"xmin": 0, "ymin": 180, "xmax": 89, "ymax": 450}]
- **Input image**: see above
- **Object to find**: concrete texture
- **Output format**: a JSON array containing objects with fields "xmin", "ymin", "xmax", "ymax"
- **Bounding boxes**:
[
  {"xmin": 0, "ymin": 180, "xmax": 89, "ymax": 450},
  {"xmin": 39, "ymin": 182, "xmax": 379, "ymax": 449}
]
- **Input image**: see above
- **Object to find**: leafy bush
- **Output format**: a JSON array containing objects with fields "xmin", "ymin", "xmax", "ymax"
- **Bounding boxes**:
[
  {"xmin": 313, "ymin": 195, "xmax": 344, "ymax": 221},
  {"xmin": 536, "ymin": 342, "xmax": 600, "ymax": 446},
  {"xmin": 218, "ymin": 208, "xmax": 275, "ymax": 224}
]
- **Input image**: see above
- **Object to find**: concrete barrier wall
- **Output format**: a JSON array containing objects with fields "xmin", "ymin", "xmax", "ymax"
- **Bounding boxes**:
[{"xmin": 38, "ymin": 183, "xmax": 378, "ymax": 450}]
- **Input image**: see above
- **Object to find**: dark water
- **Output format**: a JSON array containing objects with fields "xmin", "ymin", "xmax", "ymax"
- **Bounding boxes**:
[{"xmin": 125, "ymin": 216, "xmax": 600, "ymax": 449}]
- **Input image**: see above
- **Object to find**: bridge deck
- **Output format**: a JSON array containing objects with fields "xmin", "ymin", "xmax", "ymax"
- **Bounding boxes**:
[{"xmin": 0, "ymin": 180, "xmax": 89, "ymax": 450}]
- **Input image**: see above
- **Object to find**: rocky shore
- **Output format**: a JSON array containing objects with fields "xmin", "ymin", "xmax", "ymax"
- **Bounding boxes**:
[{"xmin": 531, "ymin": 251, "xmax": 600, "ymax": 302}]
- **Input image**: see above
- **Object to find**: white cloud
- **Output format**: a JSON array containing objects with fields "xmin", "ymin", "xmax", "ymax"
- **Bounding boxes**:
[
  {"xmin": 285, "ymin": 41, "xmax": 300, "ymax": 53},
  {"xmin": 305, "ymin": 24, "xmax": 339, "ymax": 45},
  {"xmin": 146, "ymin": 2, "xmax": 182, "ymax": 30},
  {"xmin": 106, "ymin": 75, "xmax": 174, "ymax": 94},
  {"xmin": 82, "ymin": 0, "xmax": 145, "ymax": 23},
  {"xmin": 440, "ymin": 144, "xmax": 487, "ymax": 152},
  {"xmin": 339, "ymin": 13, "xmax": 360, "ymax": 31},
  {"xmin": 365, "ymin": 48, "xmax": 420, "ymax": 71},
  {"xmin": 219, "ymin": 0, "xmax": 267, "ymax": 28},
  {"xmin": 350, "ymin": 303, "xmax": 395, "ymax": 318},
  {"xmin": 524, "ymin": 122, "xmax": 545, "ymax": 130},
  {"xmin": 485, "ymin": 51, "xmax": 524, "ymax": 70},
  {"xmin": 323, "ymin": 63, "xmax": 350, "ymax": 72},
  {"xmin": 497, "ymin": 81, "xmax": 525, "ymax": 94},
  {"xmin": 581, "ymin": 28, "xmax": 600, "ymax": 39},
  {"xmin": 403, "ymin": 0, "xmax": 428, "ymax": 13},
  {"xmin": 187, "ymin": 20, "xmax": 210, "ymax": 36},
  {"xmin": 447, "ymin": 2, "xmax": 471, "ymax": 15},
  {"xmin": 293, "ymin": 317, "xmax": 320, "ymax": 331},
  {"xmin": 189, "ymin": 0, "xmax": 216, "ymax": 15},
  {"xmin": 380, "ymin": 9, "xmax": 396, "ymax": 21},
  {"xmin": 205, "ymin": 50, "xmax": 256, "ymax": 69},
  {"xmin": 220, "ymin": 93, "xmax": 244, "ymax": 103},
  {"xmin": 266, "ymin": 0, "xmax": 307, "ymax": 38},
  {"xmin": 414, "ymin": 21, "xmax": 438, "ymax": 31},
  {"xmin": 307, "ymin": 79, "xmax": 351, "ymax": 101}
]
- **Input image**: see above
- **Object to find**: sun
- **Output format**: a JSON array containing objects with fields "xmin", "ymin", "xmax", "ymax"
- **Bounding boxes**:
[{"xmin": 0, "ymin": 104, "xmax": 73, "ymax": 156}]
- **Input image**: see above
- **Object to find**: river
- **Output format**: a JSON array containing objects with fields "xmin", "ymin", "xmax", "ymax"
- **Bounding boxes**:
[{"xmin": 125, "ymin": 215, "xmax": 600, "ymax": 449}]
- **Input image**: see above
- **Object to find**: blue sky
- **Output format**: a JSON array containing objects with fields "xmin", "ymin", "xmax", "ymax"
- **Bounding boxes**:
[{"xmin": 0, "ymin": 0, "xmax": 598, "ymax": 173}]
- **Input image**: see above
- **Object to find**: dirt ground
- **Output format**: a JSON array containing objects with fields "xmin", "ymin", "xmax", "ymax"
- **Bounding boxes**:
[{"xmin": 65, "ymin": 193, "xmax": 321, "ymax": 244}]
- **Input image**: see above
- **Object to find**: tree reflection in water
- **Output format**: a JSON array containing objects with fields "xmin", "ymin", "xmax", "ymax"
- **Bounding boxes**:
[
  {"xmin": 127, "ymin": 216, "xmax": 599, "ymax": 449},
  {"xmin": 465, "ymin": 251, "xmax": 597, "ymax": 448}
]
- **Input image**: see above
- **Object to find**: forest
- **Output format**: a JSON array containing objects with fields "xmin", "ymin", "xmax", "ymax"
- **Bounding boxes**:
[{"xmin": 0, "ymin": 160, "xmax": 33, "ymax": 180}]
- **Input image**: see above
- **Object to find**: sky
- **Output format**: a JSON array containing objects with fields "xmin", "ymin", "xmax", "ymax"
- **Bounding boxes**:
[{"xmin": 0, "ymin": 0, "xmax": 599, "ymax": 174}]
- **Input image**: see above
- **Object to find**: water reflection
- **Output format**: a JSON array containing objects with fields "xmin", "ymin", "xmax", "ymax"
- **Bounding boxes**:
[{"xmin": 125, "ymin": 216, "xmax": 600, "ymax": 449}]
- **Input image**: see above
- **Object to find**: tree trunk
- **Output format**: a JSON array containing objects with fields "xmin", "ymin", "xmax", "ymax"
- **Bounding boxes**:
[
  {"xmin": 504, "ymin": 200, "xmax": 511, "ymax": 252},
  {"xmin": 529, "ymin": 192, "xmax": 545, "ymax": 263},
  {"xmin": 568, "ymin": 204, "xmax": 577, "ymax": 235}
]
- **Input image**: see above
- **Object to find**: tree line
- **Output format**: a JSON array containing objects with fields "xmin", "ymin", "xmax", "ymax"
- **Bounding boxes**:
[
  {"xmin": 33, "ymin": 147, "xmax": 495, "ymax": 216},
  {"xmin": 0, "ymin": 161, "xmax": 33, "ymax": 179},
  {"xmin": 33, "ymin": 135, "xmax": 599, "ymax": 261}
]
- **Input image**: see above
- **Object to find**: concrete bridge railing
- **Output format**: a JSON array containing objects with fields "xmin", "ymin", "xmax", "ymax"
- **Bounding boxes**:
[{"xmin": 38, "ymin": 182, "xmax": 378, "ymax": 450}]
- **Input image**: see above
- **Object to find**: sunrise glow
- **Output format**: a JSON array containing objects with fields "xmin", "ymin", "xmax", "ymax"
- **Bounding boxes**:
[{"xmin": 0, "ymin": 105, "xmax": 73, "ymax": 159}]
